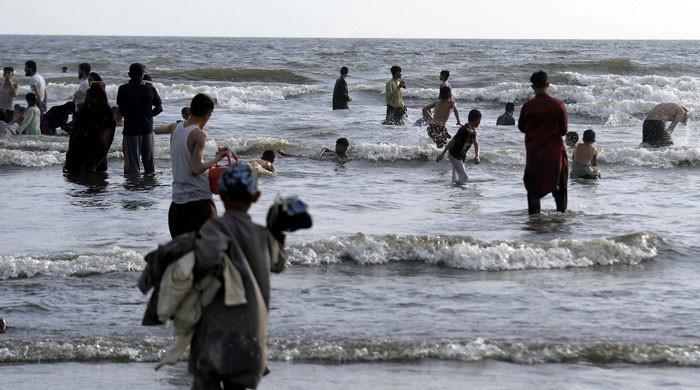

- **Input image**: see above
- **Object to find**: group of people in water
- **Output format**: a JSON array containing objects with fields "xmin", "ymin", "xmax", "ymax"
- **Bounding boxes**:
[
  {"xmin": 331, "ymin": 65, "xmax": 688, "ymax": 212},
  {"xmin": 0, "ymin": 58, "xmax": 692, "ymax": 389}
]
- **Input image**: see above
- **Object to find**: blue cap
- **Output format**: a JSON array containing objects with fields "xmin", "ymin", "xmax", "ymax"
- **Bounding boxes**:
[{"xmin": 219, "ymin": 163, "xmax": 258, "ymax": 196}]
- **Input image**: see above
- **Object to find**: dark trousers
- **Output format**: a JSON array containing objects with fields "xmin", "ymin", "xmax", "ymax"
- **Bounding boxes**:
[
  {"xmin": 192, "ymin": 376, "xmax": 246, "ymax": 390},
  {"xmin": 527, "ymin": 186, "xmax": 567, "ymax": 215},
  {"xmin": 123, "ymin": 133, "xmax": 155, "ymax": 174},
  {"xmin": 168, "ymin": 199, "xmax": 216, "ymax": 238}
]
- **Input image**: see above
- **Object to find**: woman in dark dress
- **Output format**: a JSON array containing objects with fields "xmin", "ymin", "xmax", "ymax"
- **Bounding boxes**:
[{"xmin": 64, "ymin": 73, "xmax": 116, "ymax": 173}]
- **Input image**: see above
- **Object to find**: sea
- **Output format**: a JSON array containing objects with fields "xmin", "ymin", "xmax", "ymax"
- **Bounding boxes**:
[{"xmin": 1, "ymin": 36, "xmax": 700, "ymax": 389}]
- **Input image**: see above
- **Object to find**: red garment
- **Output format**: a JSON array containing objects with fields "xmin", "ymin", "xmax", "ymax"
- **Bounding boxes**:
[{"xmin": 518, "ymin": 92, "xmax": 568, "ymax": 197}]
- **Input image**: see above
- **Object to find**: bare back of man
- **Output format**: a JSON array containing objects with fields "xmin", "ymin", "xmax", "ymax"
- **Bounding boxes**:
[{"xmin": 431, "ymin": 100, "xmax": 456, "ymax": 126}]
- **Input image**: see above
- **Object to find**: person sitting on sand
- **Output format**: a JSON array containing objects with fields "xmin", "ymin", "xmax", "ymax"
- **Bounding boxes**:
[
  {"xmin": 642, "ymin": 103, "xmax": 688, "ymax": 147},
  {"xmin": 570, "ymin": 129, "xmax": 601, "ymax": 179},
  {"xmin": 496, "ymin": 102, "xmax": 516, "ymax": 126},
  {"xmin": 565, "ymin": 131, "xmax": 579, "ymax": 148},
  {"xmin": 423, "ymin": 86, "xmax": 462, "ymax": 148},
  {"xmin": 321, "ymin": 137, "xmax": 350, "ymax": 159}
]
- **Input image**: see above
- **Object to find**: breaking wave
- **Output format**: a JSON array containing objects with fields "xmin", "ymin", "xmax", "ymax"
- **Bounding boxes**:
[
  {"xmin": 1, "ymin": 337, "xmax": 698, "ymax": 366},
  {"xmin": 46, "ymin": 82, "xmax": 320, "ymax": 111},
  {"xmin": 286, "ymin": 233, "xmax": 659, "ymax": 270},
  {"xmin": 149, "ymin": 67, "xmax": 312, "ymax": 83},
  {"xmin": 0, "ymin": 233, "xmax": 659, "ymax": 280},
  {"xmin": 0, "ymin": 246, "xmax": 143, "ymax": 280}
]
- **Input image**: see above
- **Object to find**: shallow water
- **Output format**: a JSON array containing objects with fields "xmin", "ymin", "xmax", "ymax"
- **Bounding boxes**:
[{"xmin": 1, "ymin": 36, "xmax": 700, "ymax": 389}]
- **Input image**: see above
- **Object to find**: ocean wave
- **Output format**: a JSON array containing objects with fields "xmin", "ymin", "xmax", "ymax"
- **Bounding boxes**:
[
  {"xmin": 0, "ymin": 148, "xmax": 65, "ymax": 167},
  {"xmin": 352, "ymin": 74, "xmax": 700, "ymax": 120},
  {"xmin": 0, "ymin": 233, "xmax": 659, "ymax": 280},
  {"xmin": 46, "ymin": 82, "xmax": 321, "ymax": 111},
  {"xmin": 1, "ymin": 337, "xmax": 698, "ymax": 366},
  {"xmin": 219, "ymin": 137, "xmax": 291, "ymax": 154},
  {"xmin": 271, "ymin": 338, "xmax": 700, "ymax": 366},
  {"xmin": 286, "ymin": 233, "xmax": 659, "ymax": 270},
  {"xmin": 599, "ymin": 145, "xmax": 700, "ymax": 168},
  {"xmin": 524, "ymin": 58, "xmax": 642, "ymax": 75},
  {"xmin": 149, "ymin": 67, "xmax": 312, "ymax": 83},
  {"xmin": 0, "ymin": 338, "xmax": 167, "ymax": 363},
  {"xmin": 350, "ymin": 142, "xmax": 437, "ymax": 161},
  {"xmin": 0, "ymin": 246, "xmax": 143, "ymax": 280}
]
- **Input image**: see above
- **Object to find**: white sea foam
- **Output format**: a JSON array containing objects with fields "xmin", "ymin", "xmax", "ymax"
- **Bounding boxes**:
[
  {"xmin": 0, "ymin": 149, "xmax": 65, "ymax": 167},
  {"xmin": 46, "ymin": 82, "xmax": 321, "ymax": 111},
  {"xmin": 352, "ymin": 74, "xmax": 700, "ymax": 120},
  {"xmin": 2, "ymin": 337, "xmax": 698, "ymax": 366},
  {"xmin": 599, "ymin": 145, "xmax": 700, "ymax": 168},
  {"xmin": 219, "ymin": 137, "xmax": 291, "ymax": 154},
  {"xmin": 350, "ymin": 142, "xmax": 437, "ymax": 161},
  {"xmin": 0, "ymin": 246, "xmax": 144, "ymax": 280},
  {"xmin": 269, "ymin": 338, "xmax": 700, "ymax": 366},
  {"xmin": 286, "ymin": 233, "xmax": 659, "ymax": 270}
]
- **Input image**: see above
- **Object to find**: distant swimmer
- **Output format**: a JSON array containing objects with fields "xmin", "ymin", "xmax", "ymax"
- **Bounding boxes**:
[
  {"xmin": 437, "ymin": 109, "xmax": 481, "ymax": 185},
  {"xmin": 496, "ymin": 102, "xmax": 516, "ymax": 126},
  {"xmin": 570, "ymin": 129, "xmax": 601, "ymax": 179},
  {"xmin": 384, "ymin": 66, "xmax": 406, "ymax": 125},
  {"xmin": 423, "ymin": 86, "xmax": 462, "ymax": 148},
  {"xmin": 643, "ymin": 103, "xmax": 688, "ymax": 147},
  {"xmin": 332, "ymin": 66, "xmax": 351, "ymax": 110},
  {"xmin": 0, "ymin": 317, "xmax": 6, "ymax": 333},
  {"xmin": 250, "ymin": 150, "xmax": 277, "ymax": 176},
  {"xmin": 321, "ymin": 137, "xmax": 349, "ymax": 160}
]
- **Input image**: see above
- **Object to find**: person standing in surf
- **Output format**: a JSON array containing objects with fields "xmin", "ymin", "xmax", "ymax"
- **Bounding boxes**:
[
  {"xmin": 422, "ymin": 86, "xmax": 462, "ymax": 148},
  {"xmin": 332, "ymin": 66, "xmax": 351, "ymax": 110},
  {"xmin": 384, "ymin": 65, "xmax": 406, "ymax": 125},
  {"xmin": 167, "ymin": 93, "xmax": 231, "ymax": 238},
  {"xmin": 518, "ymin": 71, "xmax": 569, "ymax": 215},
  {"xmin": 116, "ymin": 63, "xmax": 163, "ymax": 174},
  {"xmin": 24, "ymin": 61, "xmax": 47, "ymax": 114},
  {"xmin": 642, "ymin": 103, "xmax": 688, "ymax": 147},
  {"xmin": 437, "ymin": 109, "xmax": 481, "ymax": 185}
]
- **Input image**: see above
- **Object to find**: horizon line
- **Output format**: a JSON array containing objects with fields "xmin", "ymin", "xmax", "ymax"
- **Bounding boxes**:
[{"xmin": 2, "ymin": 33, "xmax": 700, "ymax": 41}]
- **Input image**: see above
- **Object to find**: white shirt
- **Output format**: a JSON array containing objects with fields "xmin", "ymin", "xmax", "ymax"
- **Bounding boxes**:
[
  {"xmin": 29, "ymin": 74, "xmax": 47, "ymax": 102},
  {"xmin": 75, "ymin": 78, "xmax": 89, "ymax": 104}
]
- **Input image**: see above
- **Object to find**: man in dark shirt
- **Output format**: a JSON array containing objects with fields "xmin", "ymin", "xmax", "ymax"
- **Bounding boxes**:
[
  {"xmin": 436, "ymin": 109, "xmax": 481, "ymax": 184},
  {"xmin": 518, "ymin": 71, "xmax": 568, "ymax": 214},
  {"xmin": 332, "ymin": 66, "xmax": 351, "ymax": 110},
  {"xmin": 117, "ymin": 63, "xmax": 163, "ymax": 174},
  {"xmin": 496, "ymin": 102, "xmax": 516, "ymax": 126}
]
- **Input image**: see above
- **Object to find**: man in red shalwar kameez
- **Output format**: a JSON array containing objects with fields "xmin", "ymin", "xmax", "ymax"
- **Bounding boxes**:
[{"xmin": 518, "ymin": 71, "xmax": 568, "ymax": 215}]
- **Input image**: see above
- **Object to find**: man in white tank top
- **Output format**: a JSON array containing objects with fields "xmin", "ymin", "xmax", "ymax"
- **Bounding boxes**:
[{"xmin": 160, "ymin": 93, "xmax": 230, "ymax": 238}]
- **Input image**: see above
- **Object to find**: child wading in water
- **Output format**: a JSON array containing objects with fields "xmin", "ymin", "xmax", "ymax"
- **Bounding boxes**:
[
  {"xmin": 570, "ymin": 129, "xmax": 601, "ymax": 179},
  {"xmin": 423, "ymin": 86, "xmax": 462, "ymax": 148},
  {"xmin": 437, "ymin": 109, "xmax": 481, "ymax": 185}
]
